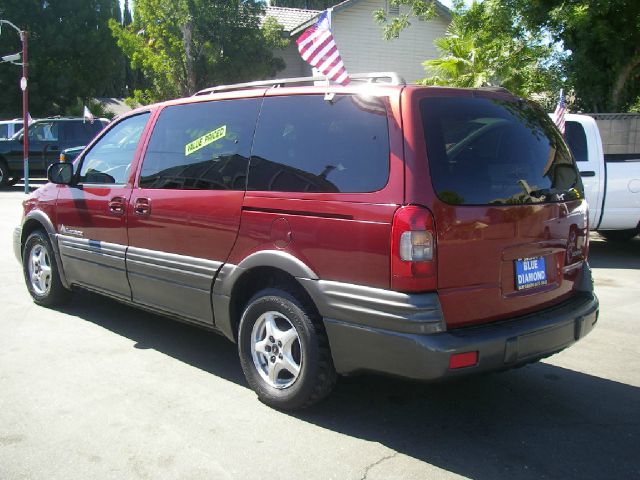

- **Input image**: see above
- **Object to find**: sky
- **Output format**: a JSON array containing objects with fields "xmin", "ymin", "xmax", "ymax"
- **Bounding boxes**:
[{"xmin": 439, "ymin": 0, "xmax": 474, "ymax": 9}]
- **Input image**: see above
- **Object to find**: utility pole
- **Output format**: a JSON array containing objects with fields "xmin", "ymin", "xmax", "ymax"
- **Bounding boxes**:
[{"xmin": 0, "ymin": 19, "xmax": 29, "ymax": 193}]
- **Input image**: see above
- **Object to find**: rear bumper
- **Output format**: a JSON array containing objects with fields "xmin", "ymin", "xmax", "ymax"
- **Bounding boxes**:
[{"xmin": 323, "ymin": 292, "xmax": 598, "ymax": 380}]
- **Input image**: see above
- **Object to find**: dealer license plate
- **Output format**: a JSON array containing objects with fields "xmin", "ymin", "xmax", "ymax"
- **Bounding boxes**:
[{"xmin": 515, "ymin": 257, "xmax": 548, "ymax": 290}]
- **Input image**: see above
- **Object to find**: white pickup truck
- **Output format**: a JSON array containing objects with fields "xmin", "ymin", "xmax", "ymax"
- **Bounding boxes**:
[{"xmin": 565, "ymin": 114, "xmax": 640, "ymax": 241}]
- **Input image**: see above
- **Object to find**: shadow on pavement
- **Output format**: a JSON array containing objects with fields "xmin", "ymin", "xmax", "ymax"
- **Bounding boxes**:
[
  {"xmin": 62, "ymin": 290, "xmax": 640, "ymax": 480},
  {"xmin": 588, "ymin": 237, "xmax": 640, "ymax": 269},
  {"xmin": 0, "ymin": 179, "xmax": 47, "ymax": 193}
]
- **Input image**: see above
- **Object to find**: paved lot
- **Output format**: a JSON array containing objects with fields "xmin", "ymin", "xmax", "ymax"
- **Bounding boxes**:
[{"xmin": 1, "ymin": 188, "xmax": 639, "ymax": 480}]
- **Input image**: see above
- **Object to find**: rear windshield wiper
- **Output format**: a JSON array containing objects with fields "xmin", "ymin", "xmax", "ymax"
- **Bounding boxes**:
[{"xmin": 518, "ymin": 179, "xmax": 581, "ymax": 202}]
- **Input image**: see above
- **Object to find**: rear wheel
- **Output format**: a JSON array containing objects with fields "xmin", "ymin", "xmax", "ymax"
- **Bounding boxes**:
[
  {"xmin": 23, "ymin": 230, "xmax": 72, "ymax": 306},
  {"xmin": 238, "ymin": 287, "xmax": 336, "ymax": 410},
  {"xmin": 599, "ymin": 229, "xmax": 638, "ymax": 242}
]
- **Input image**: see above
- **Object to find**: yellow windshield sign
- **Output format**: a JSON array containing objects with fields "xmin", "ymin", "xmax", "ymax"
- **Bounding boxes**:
[{"xmin": 185, "ymin": 125, "xmax": 227, "ymax": 156}]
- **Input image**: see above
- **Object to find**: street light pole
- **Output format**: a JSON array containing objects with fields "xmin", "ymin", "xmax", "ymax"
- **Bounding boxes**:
[{"xmin": 0, "ymin": 19, "xmax": 29, "ymax": 193}]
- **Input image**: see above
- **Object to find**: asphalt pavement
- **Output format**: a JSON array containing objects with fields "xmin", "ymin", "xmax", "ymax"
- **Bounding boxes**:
[{"xmin": 1, "ymin": 188, "xmax": 639, "ymax": 480}]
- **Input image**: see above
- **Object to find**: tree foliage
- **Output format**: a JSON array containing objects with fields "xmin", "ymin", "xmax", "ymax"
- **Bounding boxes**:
[
  {"xmin": 503, "ymin": 0, "xmax": 640, "ymax": 112},
  {"xmin": 419, "ymin": 1, "xmax": 564, "ymax": 109},
  {"xmin": 0, "ymin": 0, "xmax": 124, "ymax": 118},
  {"xmin": 381, "ymin": 0, "xmax": 640, "ymax": 112},
  {"xmin": 110, "ymin": 0, "xmax": 288, "ymax": 103},
  {"xmin": 374, "ymin": 0, "xmax": 438, "ymax": 40}
]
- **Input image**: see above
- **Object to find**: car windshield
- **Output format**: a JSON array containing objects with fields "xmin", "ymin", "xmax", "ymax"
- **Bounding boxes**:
[{"xmin": 421, "ymin": 96, "xmax": 584, "ymax": 205}]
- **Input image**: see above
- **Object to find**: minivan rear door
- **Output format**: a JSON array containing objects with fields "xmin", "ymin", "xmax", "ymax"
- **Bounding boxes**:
[{"xmin": 404, "ymin": 88, "xmax": 589, "ymax": 329}]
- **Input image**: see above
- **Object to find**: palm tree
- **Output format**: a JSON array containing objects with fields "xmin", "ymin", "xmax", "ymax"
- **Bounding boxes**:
[{"xmin": 420, "ymin": 15, "xmax": 494, "ymax": 88}]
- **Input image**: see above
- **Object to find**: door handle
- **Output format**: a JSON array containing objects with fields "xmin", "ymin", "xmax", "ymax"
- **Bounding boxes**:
[
  {"xmin": 108, "ymin": 196, "xmax": 126, "ymax": 215},
  {"xmin": 134, "ymin": 197, "xmax": 151, "ymax": 216},
  {"xmin": 580, "ymin": 171, "xmax": 596, "ymax": 177}
]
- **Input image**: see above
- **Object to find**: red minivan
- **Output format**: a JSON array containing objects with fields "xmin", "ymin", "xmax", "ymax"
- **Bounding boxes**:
[{"xmin": 14, "ymin": 74, "xmax": 598, "ymax": 409}]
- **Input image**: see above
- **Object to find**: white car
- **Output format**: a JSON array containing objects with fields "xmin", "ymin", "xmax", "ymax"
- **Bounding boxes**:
[{"xmin": 565, "ymin": 114, "xmax": 640, "ymax": 241}]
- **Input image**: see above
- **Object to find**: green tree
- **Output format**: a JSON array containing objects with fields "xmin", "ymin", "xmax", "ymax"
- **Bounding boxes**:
[
  {"xmin": 374, "ymin": 0, "xmax": 439, "ymax": 40},
  {"xmin": 110, "ymin": 0, "xmax": 288, "ymax": 103},
  {"xmin": 502, "ymin": 0, "xmax": 640, "ymax": 112},
  {"xmin": 0, "ymin": 0, "xmax": 125, "ymax": 117},
  {"xmin": 419, "ymin": 1, "xmax": 564, "ymax": 107}
]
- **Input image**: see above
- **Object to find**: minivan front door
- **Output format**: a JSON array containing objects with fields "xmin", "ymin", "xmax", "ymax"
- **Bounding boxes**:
[
  {"xmin": 55, "ymin": 112, "xmax": 151, "ymax": 300},
  {"xmin": 126, "ymin": 97, "xmax": 261, "ymax": 324}
]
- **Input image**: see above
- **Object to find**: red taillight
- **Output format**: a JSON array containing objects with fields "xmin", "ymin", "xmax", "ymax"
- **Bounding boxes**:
[
  {"xmin": 391, "ymin": 205, "xmax": 437, "ymax": 292},
  {"xmin": 449, "ymin": 351, "xmax": 478, "ymax": 369}
]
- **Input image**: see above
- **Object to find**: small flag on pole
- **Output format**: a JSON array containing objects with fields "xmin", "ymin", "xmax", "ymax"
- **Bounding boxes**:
[
  {"xmin": 552, "ymin": 89, "xmax": 566, "ymax": 135},
  {"xmin": 296, "ymin": 9, "xmax": 350, "ymax": 86},
  {"xmin": 83, "ymin": 105, "xmax": 95, "ymax": 124}
]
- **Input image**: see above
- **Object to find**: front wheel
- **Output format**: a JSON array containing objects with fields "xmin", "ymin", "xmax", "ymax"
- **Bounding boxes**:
[
  {"xmin": 23, "ymin": 230, "xmax": 72, "ymax": 306},
  {"xmin": 238, "ymin": 287, "xmax": 336, "ymax": 410}
]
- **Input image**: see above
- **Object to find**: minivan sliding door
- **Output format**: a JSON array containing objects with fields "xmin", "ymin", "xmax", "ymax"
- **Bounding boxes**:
[{"xmin": 126, "ymin": 97, "xmax": 261, "ymax": 324}]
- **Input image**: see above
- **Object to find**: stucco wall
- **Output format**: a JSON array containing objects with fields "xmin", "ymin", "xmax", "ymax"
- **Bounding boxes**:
[
  {"xmin": 331, "ymin": 0, "xmax": 449, "ymax": 83},
  {"xmin": 588, "ymin": 114, "xmax": 640, "ymax": 156},
  {"xmin": 270, "ymin": 0, "xmax": 449, "ymax": 84}
]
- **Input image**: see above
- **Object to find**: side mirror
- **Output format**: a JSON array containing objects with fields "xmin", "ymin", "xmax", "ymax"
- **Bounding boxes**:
[
  {"xmin": 48, "ymin": 162, "xmax": 74, "ymax": 185},
  {"xmin": 17, "ymin": 133, "xmax": 24, "ymax": 143}
]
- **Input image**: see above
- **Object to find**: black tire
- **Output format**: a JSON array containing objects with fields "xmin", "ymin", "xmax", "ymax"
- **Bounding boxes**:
[
  {"xmin": 599, "ymin": 229, "xmax": 638, "ymax": 242},
  {"xmin": 238, "ymin": 287, "xmax": 336, "ymax": 410},
  {"xmin": 23, "ymin": 230, "xmax": 72, "ymax": 307},
  {"xmin": 0, "ymin": 161, "xmax": 11, "ymax": 187}
]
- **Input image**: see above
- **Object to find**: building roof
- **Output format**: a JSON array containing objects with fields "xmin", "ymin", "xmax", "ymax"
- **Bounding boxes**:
[{"xmin": 263, "ymin": 6, "xmax": 321, "ymax": 32}]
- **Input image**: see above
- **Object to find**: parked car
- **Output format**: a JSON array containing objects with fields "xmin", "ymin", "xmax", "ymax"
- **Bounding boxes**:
[
  {"xmin": 0, "ymin": 118, "xmax": 24, "ymax": 140},
  {"xmin": 564, "ymin": 114, "xmax": 640, "ymax": 241},
  {"xmin": 13, "ymin": 74, "xmax": 598, "ymax": 409},
  {"xmin": 0, "ymin": 117, "xmax": 108, "ymax": 186}
]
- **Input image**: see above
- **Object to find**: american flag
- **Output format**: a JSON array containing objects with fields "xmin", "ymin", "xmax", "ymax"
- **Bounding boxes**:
[
  {"xmin": 552, "ymin": 89, "xmax": 566, "ymax": 135},
  {"xmin": 296, "ymin": 10, "xmax": 350, "ymax": 86}
]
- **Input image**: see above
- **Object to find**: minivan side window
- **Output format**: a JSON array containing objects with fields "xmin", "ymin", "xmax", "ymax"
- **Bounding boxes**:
[
  {"xmin": 248, "ymin": 95, "xmax": 390, "ymax": 193},
  {"xmin": 139, "ymin": 99, "xmax": 260, "ymax": 190},
  {"xmin": 78, "ymin": 112, "xmax": 149, "ymax": 185},
  {"xmin": 565, "ymin": 121, "xmax": 588, "ymax": 162}
]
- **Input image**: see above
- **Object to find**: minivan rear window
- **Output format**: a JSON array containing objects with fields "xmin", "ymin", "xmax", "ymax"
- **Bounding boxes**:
[{"xmin": 421, "ymin": 97, "xmax": 583, "ymax": 205}]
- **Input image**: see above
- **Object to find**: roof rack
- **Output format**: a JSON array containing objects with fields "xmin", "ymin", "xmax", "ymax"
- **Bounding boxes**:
[
  {"xmin": 476, "ymin": 86, "xmax": 512, "ymax": 94},
  {"xmin": 193, "ymin": 72, "xmax": 406, "ymax": 96}
]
